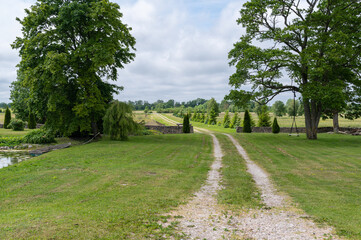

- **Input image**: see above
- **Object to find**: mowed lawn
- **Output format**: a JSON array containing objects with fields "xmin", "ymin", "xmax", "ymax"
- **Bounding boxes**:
[
  {"xmin": 0, "ymin": 134, "xmax": 213, "ymax": 239},
  {"xmin": 233, "ymin": 133, "xmax": 361, "ymax": 239}
]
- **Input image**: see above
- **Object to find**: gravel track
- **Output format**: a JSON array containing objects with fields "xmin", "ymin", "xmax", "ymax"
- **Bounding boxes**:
[{"xmin": 160, "ymin": 114, "xmax": 339, "ymax": 239}]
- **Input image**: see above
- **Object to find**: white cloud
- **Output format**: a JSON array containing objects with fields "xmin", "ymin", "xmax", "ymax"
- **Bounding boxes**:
[{"xmin": 0, "ymin": 0, "xmax": 293, "ymax": 104}]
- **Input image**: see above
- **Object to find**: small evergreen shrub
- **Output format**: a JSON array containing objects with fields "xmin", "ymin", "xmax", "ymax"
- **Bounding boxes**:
[
  {"xmin": 243, "ymin": 110, "xmax": 252, "ymax": 133},
  {"xmin": 183, "ymin": 114, "xmax": 190, "ymax": 133},
  {"xmin": 23, "ymin": 129, "xmax": 56, "ymax": 144},
  {"xmin": 272, "ymin": 117, "xmax": 280, "ymax": 134},
  {"xmin": 258, "ymin": 112, "xmax": 271, "ymax": 127},
  {"xmin": 209, "ymin": 109, "xmax": 217, "ymax": 125},
  {"xmin": 223, "ymin": 111, "xmax": 230, "ymax": 128},
  {"xmin": 28, "ymin": 113, "xmax": 37, "ymax": 129},
  {"xmin": 8, "ymin": 119, "xmax": 25, "ymax": 131},
  {"xmin": 4, "ymin": 107, "xmax": 11, "ymax": 129}
]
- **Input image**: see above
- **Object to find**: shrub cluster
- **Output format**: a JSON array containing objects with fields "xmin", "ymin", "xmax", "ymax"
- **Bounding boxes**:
[
  {"xmin": 243, "ymin": 110, "xmax": 252, "ymax": 133},
  {"xmin": 8, "ymin": 119, "xmax": 25, "ymax": 131},
  {"xmin": 23, "ymin": 129, "xmax": 56, "ymax": 144},
  {"xmin": 0, "ymin": 136, "xmax": 23, "ymax": 147}
]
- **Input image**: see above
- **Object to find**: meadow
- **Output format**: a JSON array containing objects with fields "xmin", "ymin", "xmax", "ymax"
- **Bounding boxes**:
[
  {"xmin": 0, "ymin": 134, "xmax": 214, "ymax": 239},
  {"xmin": 232, "ymin": 133, "xmax": 361, "ymax": 239},
  {"xmin": 1, "ymin": 110, "xmax": 361, "ymax": 239}
]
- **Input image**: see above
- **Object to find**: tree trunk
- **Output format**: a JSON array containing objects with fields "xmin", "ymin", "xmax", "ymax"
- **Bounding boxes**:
[
  {"xmin": 333, "ymin": 112, "xmax": 339, "ymax": 133},
  {"xmin": 303, "ymin": 98, "xmax": 322, "ymax": 140},
  {"xmin": 91, "ymin": 121, "xmax": 98, "ymax": 136}
]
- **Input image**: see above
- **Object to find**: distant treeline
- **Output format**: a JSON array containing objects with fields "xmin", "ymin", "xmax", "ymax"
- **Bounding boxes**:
[
  {"xmin": 128, "ymin": 98, "xmax": 304, "ymax": 117},
  {"xmin": 0, "ymin": 102, "xmax": 11, "ymax": 111}
]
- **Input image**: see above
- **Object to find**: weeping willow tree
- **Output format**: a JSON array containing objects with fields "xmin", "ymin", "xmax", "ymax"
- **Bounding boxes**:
[{"xmin": 103, "ymin": 101, "xmax": 140, "ymax": 141}]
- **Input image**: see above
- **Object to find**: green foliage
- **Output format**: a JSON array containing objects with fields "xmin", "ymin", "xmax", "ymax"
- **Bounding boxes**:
[
  {"xmin": 0, "ymin": 136, "xmax": 23, "ymax": 147},
  {"xmin": 8, "ymin": 119, "xmax": 25, "ymax": 131},
  {"xmin": 12, "ymin": 0, "xmax": 136, "ymax": 136},
  {"xmin": 286, "ymin": 99, "xmax": 300, "ymax": 117},
  {"xmin": 243, "ymin": 110, "xmax": 252, "ymax": 133},
  {"xmin": 23, "ymin": 129, "xmax": 55, "ymax": 144},
  {"xmin": 272, "ymin": 118, "xmax": 280, "ymax": 134},
  {"xmin": 272, "ymin": 101, "xmax": 286, "ymax": 117},
  {"xmin": 230, "ymin": 112, "xmax": 240, "ymax": 129},
  {"xmin": 4, "ymin": 107, "xmax": 11, "ymax": 129},
  {"xmin": 227, "ymin": 0, "xmax": 361, "ymax": 139},
  {"xmin": 182, "ymin": 114, "xmax": 191, "ymax": 133},
  {"xmin": 144, "ymin": 106, "xmax": 149, "ymax": 114},
  {"xmin": 257, "ymin": 106, "xmax": 271, "ymax": 127},
  {"xmin": 103, "ymin": 101, "xmax": 140, "ymax": 141},
  {"xmin": 207, "ymin": 98, "xmax": 219, "ymax": 116},
  {"xmin": 223, "ymin": 111, "xmax": 230, "ymax": 128},
  {"xmin": 209, "ymin": 109, "xmax": 217, "ymax": 125},
  {"xmin": 28, "ymin": 113, "xmax": 36, "ymax": 129}
]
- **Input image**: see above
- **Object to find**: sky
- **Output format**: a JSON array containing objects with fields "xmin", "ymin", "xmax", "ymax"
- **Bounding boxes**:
[{"xmin": 0, "ymin": 0, "xmax": 294, "ymax": 104}]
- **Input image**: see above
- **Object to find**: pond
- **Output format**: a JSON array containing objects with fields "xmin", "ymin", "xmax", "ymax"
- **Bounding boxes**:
[{"xmin": 0, "ymin": 152, "xmax": 32, "ymax": 169}]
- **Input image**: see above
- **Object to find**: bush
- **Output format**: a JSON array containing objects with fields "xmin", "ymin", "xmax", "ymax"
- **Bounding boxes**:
[
  {"xmin": 103, "ymin": 101, "xmax": 140, "ymax": 141},
  {"xmin": 257, "ymin": 105, "xmax": 271, "ymax": 127},
  {"xmin": 223, "ymin": 111, "xmax": 230, "ymax": 128},
  {"xmin": 258, "ymin": 112, "xmax": 271, "ymax": 127},
  {"xmin": 0, "ymin": 136, "xmax": 23, "ymax": 147},
  {"xmin": 28, "ymin": 112, "xmax": 37, "ymax": 129},
  {"xmin": 243, "ymin": 110, "xmax": 252, "ymax": 133},
  {"xmin": 272, "ymin": 117, "xmax": 280, "ymax": 134},
  {"xmin": 183, "ymin": 114, "xmax": 190, "ymax": 133},
  {"xmin": 4, "ymin": 107, "xmax": 11, "ymax": 129},
  {"xmin": 23, "ymin": 129, "xmax": 56, "ymax": 144},
  {"xmin": 8, "ymin": 119, "xmax": 25, "ymax": 131}
]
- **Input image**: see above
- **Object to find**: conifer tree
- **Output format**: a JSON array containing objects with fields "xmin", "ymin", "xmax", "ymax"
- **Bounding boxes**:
[
  {"xmin": 243, "ymin": 110, "xmax": 252, "ymax": 133},
  {"xmin": 4, "ymin": 107, "xmax": 11, "ymax": 129},
  {"xmin": 223, "ymin": 111, "xmax": 231, "ymax": 128},
  {"xmin": 183, "ymin": 114, "xmax": 190, "ymax": 133},
  {"xmin": 209, "ymin": 109, "xmax": 217, "ymax": 125},
  {"xmin": 272, "ymin": 117, "xmax": 280, "ymax": 134},
  {"xmin": 230, "ymin": 112, "xmax": 239, "ymax": 128}
]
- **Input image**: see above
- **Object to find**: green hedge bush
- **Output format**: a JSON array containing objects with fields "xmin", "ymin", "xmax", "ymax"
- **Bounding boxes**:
[
  {"xmin": 8, "ymin": 119, "xmax": 25, "ymax": 131},
  {"xmin": 23, "ymin": 129, "xmax": 56, "ymax": 144}
]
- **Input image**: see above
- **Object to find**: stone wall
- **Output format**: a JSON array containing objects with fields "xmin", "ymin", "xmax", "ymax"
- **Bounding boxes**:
[
  {"xmin": 145, "ymin": 125, "xmax": 194, "ymax": 134},
  {"xmin": 236, "ymin": 127, "xmax": 360, "ymax": 133},
  {"xmin": 0, "ymin": 123, "xmax": 44, "ymax": 129}
]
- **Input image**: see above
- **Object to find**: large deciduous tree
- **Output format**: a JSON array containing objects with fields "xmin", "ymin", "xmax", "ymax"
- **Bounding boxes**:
[
  {"xmin": 12, "ymin": 0, "xmax": 136, "ymax": 136},
  {"xmin": 228, "ymin": 0, "xmax": 361, "ymax": 139}
]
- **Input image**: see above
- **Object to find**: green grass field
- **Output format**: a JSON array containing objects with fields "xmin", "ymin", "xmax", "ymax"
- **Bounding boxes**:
[
  {"xmin": 216, "ymin": 112, "xmax": 361, "ymax": 128},
  {"xmin": 0, "ymin": 128, "xmax": 33, "ymax": 137},
  {"xmin": 0, "ymin": 134, "xmax": 214, "ymax": 239},
  {"xmin": 233, "ymin": 133, "xmax": 361, "ymax": 239}
]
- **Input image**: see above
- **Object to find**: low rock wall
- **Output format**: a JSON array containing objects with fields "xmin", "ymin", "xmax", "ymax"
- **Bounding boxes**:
[
  {"xmin": 145, "ymin": 125, "xmax": 194, "ymax": 134},
  {"xmin": 0, "ymin": 123, "xmax": 43, "ymax": 129},
  {"xmin": 236, "ymin": 127, "xmax": 360, "ymax": 133}
]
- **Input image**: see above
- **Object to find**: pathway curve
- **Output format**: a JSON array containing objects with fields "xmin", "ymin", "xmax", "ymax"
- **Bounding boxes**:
[
  {"xmin": 160, "ymin": 114, "xmax": 339, "ymax": 239},
  {"xmin": 224, "ymin": 134, "xmax": 339, "ymax": 240}
]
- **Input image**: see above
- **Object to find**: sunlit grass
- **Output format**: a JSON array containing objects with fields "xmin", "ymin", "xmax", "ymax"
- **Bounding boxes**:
[
  {"xmin": 0, "ymin": 134, "xmax": 213, "ymax": 239},
  {"xmin": 233, "ymin": 133, "xmax": 361, "ymax": 239}
]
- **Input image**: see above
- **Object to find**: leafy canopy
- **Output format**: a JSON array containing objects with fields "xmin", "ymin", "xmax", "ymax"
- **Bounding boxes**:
[
  {"xmin": 12, "ymin": 0, "xmax": 136, "ymax": 136},
  {"xmin": 228, "ymin": 0, "xmax": 361, "ymax": 139}
]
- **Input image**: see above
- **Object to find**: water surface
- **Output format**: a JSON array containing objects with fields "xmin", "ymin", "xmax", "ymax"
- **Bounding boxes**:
[{"xmin": 0, "ymin": 152, "xmax": 31, "ymax": 169}]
